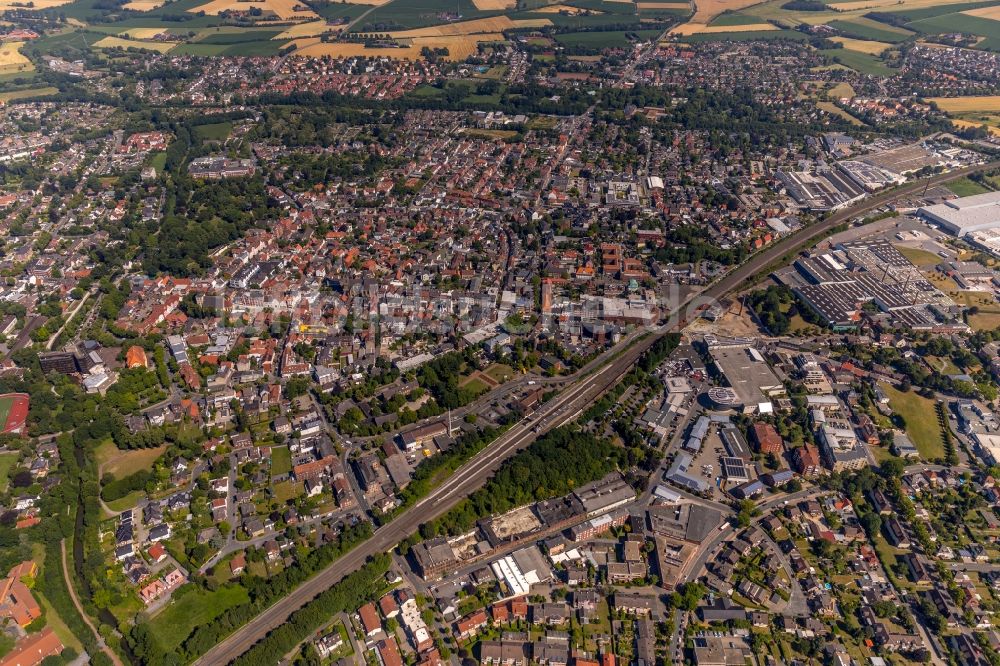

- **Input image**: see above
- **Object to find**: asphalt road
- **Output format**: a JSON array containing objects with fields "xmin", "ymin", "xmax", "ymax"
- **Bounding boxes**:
[
  {"xmin": 195, "ymin": 324, "xmax": 661, "ymax": 665},
  {"xmin": 198, "ymin": 158, "xmax": 1000, "ymax": 665}
]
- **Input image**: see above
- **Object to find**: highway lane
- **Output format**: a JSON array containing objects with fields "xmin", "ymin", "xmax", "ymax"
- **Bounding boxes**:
[{"xmin": 200, "ymin": 158, "xmax": 1000, "ymax": 665}]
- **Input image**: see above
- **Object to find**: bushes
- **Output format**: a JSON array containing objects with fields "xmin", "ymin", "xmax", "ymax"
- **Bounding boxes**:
[
  {"xmin": 231, "ymin": 554, "xmax": 390, "ymax": 666},
  {"xmin": 152, "ymin": 521, "xmax": 375, "ymax": 662},
  {"xmin": 100, "ymin": 469, "xmax": 152, "ymax": 502},
  {"xmin": 421, "ymin": 427, "xmax": 623, "ymax": 538},
  {"xmin": 379, "ymin": 426, "xmax": 504, "ymax": 525},
  {"xmin": 417, "ymin": 350, "xmax": 481, "ymax": 410}
]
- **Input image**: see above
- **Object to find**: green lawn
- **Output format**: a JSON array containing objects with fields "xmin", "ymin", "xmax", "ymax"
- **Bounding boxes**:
[
  {"xmin": 893, "ymin": 244, "xmax": 942, "ymax": 267},
  {"xmin": 881, "ymin": 383, "xmax": 944, "ymax": 460},
  {"xmin": 459, "ymin": 376, "xmax": 491, "ymax": 396},
  {"xmin": 105, "ymin": 490, "xmax": 145, "ymax": 514},
  {"xmin": 0, "ymin": 453, "xmax": 17, "ymax": 493},
  {"xmin": 147, "ymin": 584, "xmax": 249, "ymax": 651},
  {"xmin": 273, "ymin": 479, "xmax": 303, "ymax": 503},
  {"xmin": 483, "ymin": 363, "xmax": 516, "ymax": 383},
  {"xmin": 193, "ymin": 121, "xmax": 232, "ymax": 142},
  {"xmin": 271, "ymin": 445, "xmax": 292, "ymax": 476},
  {"xmin": 96, "ymin": 440, "xmax": 167, "ymax": 479},
  {"xmin": 149, "ymin": 152, "xmax": 167, "ymax": 172},
  {"xmin": 947, "ymin": 176, "xmax": 992, "ymax": 197}
]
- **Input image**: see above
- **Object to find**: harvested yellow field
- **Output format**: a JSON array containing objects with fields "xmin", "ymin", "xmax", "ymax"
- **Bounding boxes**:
[
  {"xmin": 533, "ymin": 3, "xmax": 597, "ymax": 12},
  {"xmin": 122, "ymin": 0, "xmax": 165, "ymax": 10},
  {"xmin": 929, "ymin": 96, "xmax": 1000, "ymax": 113},
  {"xmin": 0, "ymin": 41, "xmax": 31, "ymax": 74},
  {"xmin": 119, "ymin": 27, "xmax": 171, "ymax": 38},
  {"xmin": 637, "ymin": 1, "xmax": 688, "ymax": 7},
  {"xmin": 390, "ymin": 15, "xmax": 548, "ymax": 37},
  {"xmin": 951, "ymin": 118, "xmax": 1000, "ymax": 137},
  {"xmin": 510, "ymin": 18, "xmax": 553, "ymax": 27},
  {"xmin": 93, "ymin": 35, "xmax": 176, "ymax": 52},
  {"xmin": 293, "ymin": 33, "xmax": 505, "ymax": 60},
  {"xmin": 671, "ymin": 0, "xmax": 766, "ymax": 34},
  {"xmin": 832, "ymin": 36, "xmax": 892, "ymax": 54},
  {"xmin": 963, "ymin": 5, "xmax": 1000, "ymax": 19},
  {"xmin": 274, "ymin": 20, "xmax": 335, "ymax": 38},
  {"xmin": 190, "ymin": 0, "xmax": 317, "ymax": 20},
  {"xmin": 0, "ymin": 0, "xmax": 69, "ymax": 8},
  {"xmin": 471, "ymin": 0, "xmax": 515, "ymax": 9}
]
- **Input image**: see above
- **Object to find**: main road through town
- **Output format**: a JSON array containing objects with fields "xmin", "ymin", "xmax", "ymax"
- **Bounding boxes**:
[{"xmin": 196, "ymin": 157, "xmax": 1000, "ymax": 665}]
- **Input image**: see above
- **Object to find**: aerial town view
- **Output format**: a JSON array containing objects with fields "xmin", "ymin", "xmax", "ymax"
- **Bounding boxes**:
[{"xmin": 6, "ymin": 0, "xmax": 1000, "ymax": 665}]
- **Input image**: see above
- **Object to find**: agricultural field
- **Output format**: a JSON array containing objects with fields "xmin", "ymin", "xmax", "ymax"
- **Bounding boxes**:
[
  {"xmin": 831, "ymin": 36, "xmax": 894, "ymax": 53},
  {"xmin": 819, "ymin": 47, "xmax": 896, "ymax": 75},
  {"xmin": 471, "ymin": 0, "xmax": 515, "ymax": 9},
  {"xmin": 122, "ymin": 0, "xmax": 165, "ymax": 9},
  {"xmin": 930, "ymin": 95, "xmax": 1000, "ymax": 113},
  {"xmin": 826, "ymin": 17, "xmax": 914, "ymax": 42},
  {"xmin": 533, "ymin": 3, "xmax": 594, "ymax": 12},
  {"xmin": 679, "ymin": 27, "xmax": 806, "ymax": 40},
  {"xmin": 0, "ymin": 41, "xmax": 32, "ymax": 74},
  {"xmin": 555, "ymin": 28, "xmax": 661, "ymax": 45},
  {"xmin": 707, "ymin": 10, "xmax": 766, "ymax": 25},
  {"xmin": 951, "ymin": 117, "xmax": 1000, "ymax": 136},
  {"xmin": 273, "ymin": 19, "xmax": 333, "ymax": 38},
  {"xmin": 352, "ymin": 0, "xmax": 498, "ymax": 31},
  {"xmin": 636, "ymin": 1, "xmax": 689, "ymax": 9},
  {"xmin": 293, "ymin": 32, "xmax": 505, "ymax": 59},
  {"xmin": 0, "ymin": 0, "xmax": 70, "ymax": 8},
  {"xmin": 670, "ymin": 0, "xmax": 764, "ymax": 34},
  {"xmin": 191, "ymin": 0, "xmax": 318, "ymax": 19},
  {"xmin": 93, "ymin": 35, "xmax": 176, "ymax": 51},
  {"xmin": 389, "ymin": 15, "xmax": 550, "ymax": 36},
  {"xmin": 118, "ymin": 27, "xmax": 169, "ymax": 38}
]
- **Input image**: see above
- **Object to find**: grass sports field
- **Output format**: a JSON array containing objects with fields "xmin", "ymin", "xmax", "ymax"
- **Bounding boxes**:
[{"xmin": 0, "ymin": 393, "xmax": 28, "ymax": 434}]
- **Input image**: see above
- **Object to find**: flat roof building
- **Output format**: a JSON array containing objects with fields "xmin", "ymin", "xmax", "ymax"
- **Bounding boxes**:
[{"xmin": 919, "ymin": 191, "xmax": 1000, "ymax": 237}]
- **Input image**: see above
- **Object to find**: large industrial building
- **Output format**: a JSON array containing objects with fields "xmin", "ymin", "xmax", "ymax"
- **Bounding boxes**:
[
  {"xmin": 918, "ymin": 191, "xmax": 1000, "ymax": 237},
  {"xmin": 777, "ymin": 239, "xmax": 961, "ymax": 331}
]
